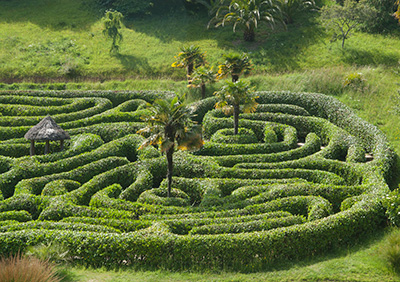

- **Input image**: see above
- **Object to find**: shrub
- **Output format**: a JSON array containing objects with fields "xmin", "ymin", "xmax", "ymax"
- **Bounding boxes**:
[
  {"xmin": 137, "ymin": 188, "xmax": 191, "ymax": 207},
  {"xmin": 14, "ymin": 156, "xmax": 129, "ymax": 196},
  {"xmin": 189, "ymin": 215, "xmax": 305, "ymax": 235},
  {"xmin": 210, "ymin": 128, "xmax": 258, "ymax": 144},
  {"xmin": 42, "ymin": 180, "xmax": 81, "ymax": 196},
  {"xmin": 0, "ymin": 210, "xmax": 32, "ymax": 222}
]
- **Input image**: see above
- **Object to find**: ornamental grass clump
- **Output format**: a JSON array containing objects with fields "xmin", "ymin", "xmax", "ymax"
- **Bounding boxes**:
[
  {"xmin": 0, "ymin": 253, "xmax": 61, "ymax": 282},
  {"xmin": 379, "ymin": 229, "xmax": 400, "ymax": 273}
]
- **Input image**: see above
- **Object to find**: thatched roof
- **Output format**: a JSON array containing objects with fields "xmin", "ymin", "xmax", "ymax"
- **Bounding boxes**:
[{"xmin": 24, "ymin": 116, "xmax": 70, "ymax": 141}]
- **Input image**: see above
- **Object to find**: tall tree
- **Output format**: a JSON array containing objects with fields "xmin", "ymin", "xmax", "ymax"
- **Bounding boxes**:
[
  {"xmin": 320, "ymin": 0, "xmax": 376, "ymax": 48},
  {"xmin": 102, "ymin": 10, "xmax": 124, "ymax": 54},
  {"xmin": 188, "ymin": 66, "xmax": 216, "ymax": 99},
  {"xmin": 217, "ymin": 53, "xmax": 252, "ymax": 82},
  {"xmin": 138, "ymin": 95, "xmax": 203, "ymax": 197},
  {"xmin": 214, "ymin": 80, "xmax": 258, "ymax": 135},
  {"xmin": 208, "ymin": 0, "xmax": 283, "ymax": 42},
  {"xmin": 172, "ymin": 45, "xmax": 207, "ymax": 82}
]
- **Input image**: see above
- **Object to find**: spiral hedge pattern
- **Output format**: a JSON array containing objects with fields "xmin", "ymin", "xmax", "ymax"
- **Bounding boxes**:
[{"xmin": 0, "ymin": 90, "xmax": 394, "ymax": 270}]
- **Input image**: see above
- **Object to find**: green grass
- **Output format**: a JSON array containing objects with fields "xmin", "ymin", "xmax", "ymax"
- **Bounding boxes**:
[{"xmin": 1, "ymin": 0, "xmax": 399, "ymax": 81}]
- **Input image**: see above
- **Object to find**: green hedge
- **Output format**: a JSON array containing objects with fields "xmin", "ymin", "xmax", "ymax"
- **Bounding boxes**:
[
  {"xmin": 42, "ymin": 180, "xmax": 81, "ymax": 196},
  {"xmin": 0, "ymin": 210, "xmax": 32, "ymax": 222},
  {"xmin": 255, "ymin": 103, "xmax": 310, "ymax": 116},
  {"xmin": 61, "ymin": 216, "xmax": 152, "ymax": 232},
  {"xmin": 14, "ymin": 156, "xmax": 129, "ymax": 196},
  {"xmin": 211, "ymin": 132, "xmax": 321, "ymax": 167},
  {"xmin": 0, "ymin": 90, "xmax": 394, "ymax": 271},
  {"xmin": 190, "ymin": 215, "xmax": 305, "ymax": 235},
  {"xmin": 0, "ymin": 97, "xmax": 112, "ymax": 127},
  {"xmin": 0, "ymin": 220, "xmax": 120, "ymax": 233},
  {"xmin": 0, "ymin": 90, "xmax": 174, "ymax": 106},
  {"xmin": 210, "ymin": 128, "xmax": 258, "ymax": 144}
]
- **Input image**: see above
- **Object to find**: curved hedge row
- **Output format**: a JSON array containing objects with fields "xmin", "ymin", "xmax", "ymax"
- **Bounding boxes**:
[{"xmin": 0, "ymin": 90, "xmax": 394, "ymax": 271}]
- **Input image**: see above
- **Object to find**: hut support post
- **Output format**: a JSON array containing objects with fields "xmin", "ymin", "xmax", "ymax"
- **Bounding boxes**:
[
  {"xmin": 30, "ymin": 140, "xmax": 35, "ymax": 156},
  {"xmin": 45, "ymin": 140, "xmax": 50, "ymax": 154}
]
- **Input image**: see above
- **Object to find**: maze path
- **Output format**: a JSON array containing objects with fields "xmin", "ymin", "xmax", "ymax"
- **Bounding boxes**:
[{"xmin": 0, "ymin": 90, "xmax": 394, "ymax": 270}]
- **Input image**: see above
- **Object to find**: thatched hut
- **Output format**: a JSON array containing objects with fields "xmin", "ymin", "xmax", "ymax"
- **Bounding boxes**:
[{"xmin": 24, "ymin": 116, "xmax": 70, "ymax": 155}]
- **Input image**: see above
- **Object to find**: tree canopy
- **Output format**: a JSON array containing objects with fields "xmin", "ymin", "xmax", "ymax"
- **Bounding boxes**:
[{"xmin": 138, "ymin": 95, "xmax": 203, "ymax": 197}]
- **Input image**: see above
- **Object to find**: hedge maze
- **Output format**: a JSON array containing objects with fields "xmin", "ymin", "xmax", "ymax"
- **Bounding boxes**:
[{"xmin": 0, "ymin": 90, "xmax": 395, "ymax": 270}]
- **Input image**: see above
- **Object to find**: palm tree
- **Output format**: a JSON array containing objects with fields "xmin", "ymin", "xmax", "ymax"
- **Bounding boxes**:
[
  {"xmin": 188, "ymin": 66, "xmax": 216, "ymax": 99},
  {"xmin": 208, "ymin": 0, "xmax": 283, "ymax": 42},
  {"xmin": 137, "ymin": 95, "xmax": 203, "ymax": 197},
  {"xmin": 171, "ymin": 45, "xmax": 207, "ymax": 82},
  {"xmin": 217, "ymin": 53, "xmax": 252, "ymax": 82},
  {"xmin": 214, "ymin": 80, "xmax": 258, "ymax": 135}
]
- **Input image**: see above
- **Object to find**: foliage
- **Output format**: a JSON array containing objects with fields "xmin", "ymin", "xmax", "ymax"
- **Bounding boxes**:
[
  {"xmin": 320, "ymin": 0, "xmax": 377, "ymax": 48},
  {"xmin": 172, "ymin": 46, "xmax": 207, "ymax": 81},
  {"xmin": 208, "ymin": 0, "xmax": 283, "ymax": 41},
  {"xmin": 359, "ymin": 0, "xmax": 397, "ymax": 33},
  {"xmin": 26, "ymin": 242, "xmax": 72, "ymax": 264},
  {"xmin": 214, "ymin": 80, "xmax": 258, "ymax": 134},
  {"xmin": 395, "ymin": 1, "xmax": 400, "ymax": 22},
  {"xmin": 217, "ymin": 53, "xmax": 252, "ymax": 82},
  {"xmin": 188, "ymin": 66, "xmax": 216, "ymax": 99},
  {"xmin": 343, "ymin": 72, "xmax": 367, "ymax": 92},
  {"xmin": 138, "ymin": 94, "xmax": 203, "ymax": 197},
  {"xmin": 278, "ymin": 0, "xmax": 316, "ymax": 24},
  {"xmin": 95, "ymin": 0, "xmax": 153, "ymax": 17},
  {"xmin": 102, "ymin": 10, "xmax": 124, "ymax": 54},
  {"xmin": 382, "ymin": 189, "xmax": 400, "ymax": 226}
]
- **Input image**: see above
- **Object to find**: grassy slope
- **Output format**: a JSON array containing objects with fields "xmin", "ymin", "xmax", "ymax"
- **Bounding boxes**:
[{"xmin": 2, "ymin": 0, "xmax": 400, "ymax": 281}]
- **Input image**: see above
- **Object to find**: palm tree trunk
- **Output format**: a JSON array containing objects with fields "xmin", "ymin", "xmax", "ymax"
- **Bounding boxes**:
[
  {"xmin": 187, "ymin": 63, "xmax": 194, "ymax": 83},
  {"xmin": 243, "ymin": 28, "xmax": 255, "ymax": 42},
  {"xmin": 166, "ymin": 146, "xmax": 174, "ymax": 198},
  {"xmin": 201, "ymin": 83, "xmax": 206, "ymax": 99},
  {"xmin": 233, "ymin": 104, "xmax": 240, "ymax": 135}
]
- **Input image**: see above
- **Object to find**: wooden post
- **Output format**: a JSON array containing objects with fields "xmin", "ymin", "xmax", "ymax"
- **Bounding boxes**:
[
  {"xmin": 60, "ymin": 139, "xmax": 64, "ymax": 151},
  {"xmin": 30, "ymin": 140, "xmax": 35, "ymax": 156},
  {"xmin": 45, "ymin": 140, "xmax": 50, "ymax": 154}
]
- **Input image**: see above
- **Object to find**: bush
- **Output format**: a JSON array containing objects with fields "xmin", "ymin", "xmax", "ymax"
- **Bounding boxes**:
[
  {"xmin": 359, "ymin": 0, "xmax": 397, "ymax": 33},
  {"xmin": 0, "ymin": 210, "xmax": 32, "ymax": 222},
  {"xmin": 14, "ymin": 156, "xmax": 129, "ymax": 196},
  {"xmin": 190, "ymin": 215, "xmax": 305, "ymax": 235},
  {"xmin": 137, "ymin": 187, "xmax": 191, "ymax": 207},
  {"xmin": 42, "ymin": 180, "xmax": 81, "ymax": 196},
  {"xmin": 210, "ymin": 128, "xmax": 258, "ymax": 144}
]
